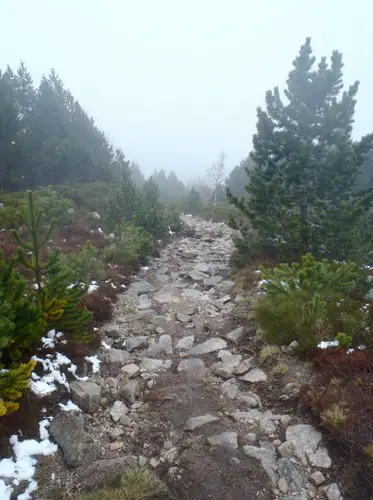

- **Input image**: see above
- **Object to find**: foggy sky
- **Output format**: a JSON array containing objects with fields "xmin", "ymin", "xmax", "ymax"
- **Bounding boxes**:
[{"xmin": 1, "ymin": 0, "xmax": 371, "ymax": 179}]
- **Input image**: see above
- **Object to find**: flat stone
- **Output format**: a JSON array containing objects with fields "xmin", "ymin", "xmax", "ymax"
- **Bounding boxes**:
[
  {"xmin": 185, "ymin": 414, "xmax": 220, "ymax": 431},
  {"xmin": 195, "ymin": 262, "xmax": 210, "ymax": 274},
  {"xmin": 70, "ymin": 380, "xmax": 101, "ymax": 414},
  {"xmin": 146, "ymin": 334, "xmax": 173, "ymax": 357},
  {"xmin": 188, "ymin": 338, "xmax": 227, "ymax": 355},
  {"xmin": 110, "ymin": 401, "xmax": 128, "ymax": 422},
  {"xmin": 182, "ymin": 288, "xmax": 204, "ymax": 300},
  {"xmin": 234, "ymin": 357, "xmax": 256, "ymax": 375},
  {"xmin": 243, "ymin": 433, "xmax": 257, "ymax": 444},
  {"xmin": 188, "ymin": 270, "xmax": 209, "ymax": 282},
  {"xmin": 49, "ymin": 412, "xmax": 87, "ymax": 467},
  {"xmin": 207, "ymin": 432, "xmax": 238, "ymax": 450},
  {"xmin": 119, "ymin": 380, "xmax": 140, "ymax": 403},
  {"xmin": 220, "ymin": 380, "xmax": 239, "ymax": 399},
  {"xmin": 260, "ymin": 417, "xmax": 276, "ymax": 435},
  {"xmin": 121, "ymin": 363, "xmax": 140, "ymax": 378},
  {"xmin": 103, "ymin": 348, "xmax": 130, "ymax": 365},
  {"xmin": 232, "ymin": 409, "xmax": 262, "ymax": 422},
  {"xmin": 154, "ymin": 290, "xmax": 181, "ymax": 304},
  {"xmin": 285, "ymin": 424, "xmax": 331, "ymax": 468},
  {"xmin": 138, "ymin": 295, "xmax": 152, "ymax": 310},
  {"xmin": 210, "ymin": 362, "xmax": 234, "ymax": 379},
  {"xmin": 177, "ymin": 358, "xmax": 205, "ymax": 374},
  {"xmin": 238, "ymin": 367, "xmax": 267, "ymax": 383},
  {"xmin": 224, "ymin": 326, "xmax": 245, "ymax": 345},
  {"xmin": 175, "ymin": 335, "xmax": 195, "ymax": 350},
  {"xmin": 125, "ymin": 336, "xmax": 148, "ymax": 352},
  {"xmin": 205, "ymin": 276, "xmax": 223, "ymax": 288},
  {"xmin": 110, "ymin": 441, "xmax": 124, "ymax": 451},
  {"xmin": 216, "ymin": 280, "xmax": 235, "ymax": 294},
  {"xmin": 105, "ymin": 327, "xmax": 121, "ymax": 339},
  {"xmin": 129, "ymin": 280, "xmax": 156, "ymax": 295},
  {"xmin": 323, "ymin": 483, "xmax": 342, "ymax": 500},
  {"xmin": 309, "ymin": 471, "xmax": 326, "ymax": 486},
  {"xmin": 237, "ymin": 394, "xmax": 259, "ymax": 408},
  {"xmin": 277, "ymin": 458, "xmax": 303, "ymax": 491},
  {"xmin": 176, "ymin": 312, "xmax": 191, "ymax": 323},
  {"xmin": 243, "ymin": 444, "xmax": 277, "ymax": 485},
  {"xmin": 155, "ymin": 273, "xmax": 169, "ymax": 283},
  {"xmin": 140, "ymin": 358, "xmax": 172, "ymax": 372},
  {"xmin": 218, "ymin": 351, "xmax": 242, "ymax": 367}
]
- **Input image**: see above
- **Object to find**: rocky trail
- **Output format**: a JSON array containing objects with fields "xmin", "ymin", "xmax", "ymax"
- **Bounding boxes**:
[{"xmin": 38, "ymin": 216, "xmax": 342, "ymax": 500}]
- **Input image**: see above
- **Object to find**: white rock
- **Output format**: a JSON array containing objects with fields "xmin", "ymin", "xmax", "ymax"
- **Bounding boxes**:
[{"xmin": 110, "ymin": 401, "xmax": 129, "ymax": 422}]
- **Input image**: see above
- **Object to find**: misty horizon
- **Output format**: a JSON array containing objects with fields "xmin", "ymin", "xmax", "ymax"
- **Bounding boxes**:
[{"xmin": 2, "ymin": 0, "xmax": 372, "ymax": 180}]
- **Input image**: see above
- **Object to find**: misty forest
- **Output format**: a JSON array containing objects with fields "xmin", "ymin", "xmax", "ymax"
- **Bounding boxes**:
[{"xmin": 2, "ymin": 37, "xmax": 373, "ymax": 500}]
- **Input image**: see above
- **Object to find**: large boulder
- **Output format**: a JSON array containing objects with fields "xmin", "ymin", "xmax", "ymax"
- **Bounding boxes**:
[{"xmin": 49, "ymin": 412, "xmax": 88, "ymax": 467}]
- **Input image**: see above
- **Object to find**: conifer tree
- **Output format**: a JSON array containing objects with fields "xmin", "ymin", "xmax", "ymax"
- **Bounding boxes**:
[{"xmin": 228, "ymin": 38, "xmax": 373, "ymax": 261}]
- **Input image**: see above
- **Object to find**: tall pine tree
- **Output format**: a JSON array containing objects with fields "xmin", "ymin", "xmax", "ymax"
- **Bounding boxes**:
[{"xmin": 228, "ymin": 38, "xmax": 373, "ymax": 262}]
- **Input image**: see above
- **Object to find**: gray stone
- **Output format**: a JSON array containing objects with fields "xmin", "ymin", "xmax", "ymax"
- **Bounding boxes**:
[
  {"xmin": 278, "ymin": 478, "xmax": 289, "ymax": 494},
  {"xmin": 120, "ymin": 380, "xmax": 140, "ymax": 403},
  {"xmin": 105, "ymin": 327, "xmax": 121, "ymax": 339},
  {"xmin": 260, "ymin": 417, "xmax": 276, "ymax": 435},
  {"xmin": 309, "ymin": 471, "xmax": 326, "ymax": 486},
  {"xmin": 154, "ymin": 289, "xmax": 181, "ymax": 304},
  {"xmin": 129, "ymin": 280, "xmax": 156, "ymax": 295},
  {"xmin": 140, "ymin": 358, "xmax": 172, "ymax": 372},
  {"xmin": 185, "ymin": 414, "xmax": 220, "ymax": 431},
  {"xmin": 121, "ymin": 363, "xmax": 140, "ymax": 378},
  {"xmin": 238, "ymin": 394, "xmax": 260, "ymax": 408},
  {"xmin": 232, "ymin": 409, "xmax": 262, "ymax": 422},
  {"xmin": 103, "ymin": 348, "xmax": 130, "ymax": 365},
  {"xmin": 49, "ymin": 412, "xmax": 87, "ymax": 467},
  {"xmin": 138, "ymin": 295, "xmax": 152, "ymax": 310},
  {"xmin": 205, "ymin": 275, "xmax": 223, "ymax": 288},
  {"xmin": 125, "ymin": 336, "xmax": 148, "ymax": 352},
  {"xmin": 243, "ymin": 433, "xmax": 257, "ymax": 444},
  {"xmin": 277, "ymin": 458, "xmax": 303, "ymax": 492},
  {"xmin": 218, "ymin": 350, "xmax": 242, "ymax": 367},
  {"xmin": 182, "ymin": 288, "xmax": 204, "ymax": 300},
  {"xmin": 176, "ymin": 312, "xmax": 191, "ymax": 323},
  {"xmin": 188, "ymin": 337, "xmax": 227, "ymax": 355},
  {"xmin": 210, "ymin": 362, "xmax": 234, "ymax": 379},
  {"xmin": 220, "ymin": 380, "xmax": 239, "ymax": 399},
  {"xmin": 146, "ymin": 334, "xmax": 173, "ymax": 357},
  {"xmin": 195, "ymin": 262, "xmax": 210, "ymax": 274},
  {"xmin": 238, "ymin": 367, "xmax": 267, "ymax": 383},
  {"xmin": 78, "ymin": 456, "xmax": 138, "ymax": 491},
  {"xmin": 285, "ymin": 424, "xmax": 331, "ymax": 468},
  {"xmin": 216, "ymin": 280, "xmax": 235, "ymax": 294},
  {"xmin": 234, "ymin": 357, "xmax": 256, "ymax": 375},
  {"xmin": 70, "ymin": 380, "xmax": 101, "ymax": 414},
  {"xmin": 207, "ymin": 432, "xmax": 238, "ymax": 450},
  {"xmin": 177, "ymin": 358, "xmax": 205, "ymax": 374},
  {"xmin": 324, "ymin": 483, "xmax": 342, "ymax": 500},
  {"xmin": 155, "ymin": 273, "xmax": 169, "ymax": 283},
  {"xmin": 277, "ymin": 441, "xmax": 294, "ymax": 459},
  {"xmin": 110, "ymin": 401, "xmax": 128, "ymax": 422},
  {"xmin": 242, "ymin": 444, "xmax": 277, "ymax": 485},
  {"xmin": 188, "ymin": 270, "xmax": 209, "ymax": 282},
  {"xmin": 224, "ymin": 326, "xmax": 245, "ymax": 345},
  {"xmin": 175, "ymin": 335, "xmax": 195, "ymax": 350}
]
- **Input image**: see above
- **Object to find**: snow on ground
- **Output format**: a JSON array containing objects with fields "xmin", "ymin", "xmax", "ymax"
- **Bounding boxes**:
[{"xmin": 0, "ymin": 330, "xmax": 101, "ymax": 498}]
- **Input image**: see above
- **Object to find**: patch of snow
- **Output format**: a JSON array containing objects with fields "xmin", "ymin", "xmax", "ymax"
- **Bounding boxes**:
[
  {"xmin": 141, "ymin": 266, "xmax": 149, "ymax": 271},
  {"xmin": 101, "ymin": 341, "xmax": 111, "ymax": 349},
  {"xmin": 317, "ymin": 340, "xmax": 339, "ymax": 349},
  {"xmin": 85, "ymin": 355, "xmax": 101, "ymax": 373},
  {"xmin": 88, "ymin": 281, "xmax": 99, "ymax": 293},
  {"xmin": 41, "ymin": 330, "xmax": 64, "ymax": 349},
  {"xmin": 59, "ymin": 400, "xmax": 81, "ymax": 411}
]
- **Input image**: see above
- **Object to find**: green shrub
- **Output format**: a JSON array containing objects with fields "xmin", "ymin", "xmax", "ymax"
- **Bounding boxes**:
[
  {"xmin": 200, "ymin": 202, "xmax": 241, "ymax": 223},
  {"xmin": 104, "ymin": 222, "xmax": 153, "ymax": 265},
  {"xmin": 255, "ymin": 254, "xmax": 369, "ymax": 354},
  {"xmin": 66, "ymin": 242, "xmax": 106, "ymax": 283},
  {"xmin": 36, "ymin": 186, "xmax": 75, "ymax": 226}
]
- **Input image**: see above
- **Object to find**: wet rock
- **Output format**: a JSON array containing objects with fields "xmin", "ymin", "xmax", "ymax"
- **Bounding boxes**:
[
  {"xmin": 177, "ymin": 358, "xmax": 205, "ymax": 374},
  {"xmin": 125, "ymin": 336, "xmax": 148, "ymax": 352},
  {"xmin": 238, "ymin": 367, "xmax": 267, "ymax": 383},
  {"xmin": 70, "ymin": 380, "xmax": 101, "ymax": 413},
  {"xmin": 242, "ymin": 443, "xmax": 277, "ymax": 485},
  {"xmin": 185, "ymin": 414, "xmax": 220, "ymax": 431},
  {"xmin": 128, "ymin": 280, "xmax": 156, "ymax": 295},
  {"xmin": 119, "ymin": 380, "xmax": 140, "ymax": 404},
  {"xmin": 140, "ymin": 358, "xmax": 172, "ymax": 372},
  {"xmin": 188, "ymin": 337, "xmax": 227, "ymax": 355},
  {"xmin": 49, "ymin": 412, "xmax": 87, "ymax": 467},
  {"xmin": 224, "ymin": 326, "xmax": 245, "ymax": 345},
  {"xmin": 309, "ymin": 471, "xmax": 325, "ymax": 486},
  {"xmin": 285, "ymin": 424, "xmax": 332, "ymax": 468},
  {"xmin": 110, "ymin": 401, "xmax": 128, "ymax": 422},
  {"xmin": 175, "ymin": 335, "xmax": 195, "ymax": 350},
  {"xmin": 207, "ymin": 432, "xmax": 238, "ymax": 450}
]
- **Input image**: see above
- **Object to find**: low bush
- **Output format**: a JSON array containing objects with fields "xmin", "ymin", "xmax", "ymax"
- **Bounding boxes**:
[
  {"xmin": 81, "ymin": 289, "xmax": 113, "ymax": 323},
  {"xmin": 199, "ymin": 202, "xmax": 241, "ymax": 223},
  {"xmin": 255, "ymin": 254, "xmax": 370, "ymax": 354},
  {"xmin": 63, "ymin": 242, "xmax": 106, "ymax": 283},
  {"xmin": 104, "ymin": 222, "xmax": 153, "ymax": 265}
]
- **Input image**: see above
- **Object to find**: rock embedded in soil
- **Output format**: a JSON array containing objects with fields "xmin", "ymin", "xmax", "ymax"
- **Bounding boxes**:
[
  {"xmin": 119, "ymin": 380, "xmax": 140, "ymax": 403},
  {"xmin": 140, "ymin": 358, "xmax": 172, "ymax": 372},
  {"xmin": 309, "ymin": 470, "xmax": 326, "ymax": 486},
  {"xmin": 207, "ymin": 432, "xmax": 238, "ymax": 450},
  {"xmin": 238, "ymin": 367, "xmax": 267, "ymax": 383},
  {"xmin": 177, "ymin": 358, "xmax": 206, "ymax": 374},
  {"xmin": 188, "ymin": 337, "xmax": 227, "ymax": 355},
  {"xmin": 125, "ymin": 336, "xmax": 148, "ymax": 352},
  {"xmin": 285, "ymin": 424, "xmax": 331, "ymax": 468},
  {"xmin": 323, "ymin": 483, "xmax": 342, "ymax": 500},
  {"xmin": 277, "ymin": 458, "xmax": 303, "ymax": 492},
  {"xmin": 110, "ymin": 401, "xmax": 128, "ymax": 422},
  {"xmin": 234, "ymin": 357, "xmax": 256, "ymax": 375},
  {"xmin": 242, "ymin": 443, "xmax": 277, "ymax": 485},
  {"xmin": 175, "ymin": 335, "xmax": 195, "ymax": 350},
  {"xmin": 176, "ymin": 312, "xmax": 192, "ymax": 323},
  {"xmin": 70, "ymin": 380, "xmax": 101, "ymax": 413},
  {"xmin": 224, "ymin": 326, "xmax": 245, "ymax": 345},
  {"xmin": 185, "ymin": 414, "xmax": 220, "ymax": 431},
  {"xmin": 121, "ymin": 363, "xmax": 140, "ymax": 377},
  {"xmin": 49, "ymin": 412, "xmax": 87, "ymax": 467},
  {"xmin": 105, "ymin": 327, "xmax": 121, "ymax": 339},
  {"xmin": 128, "ymin": 280, "xmax": 156, "ymax": 295}
]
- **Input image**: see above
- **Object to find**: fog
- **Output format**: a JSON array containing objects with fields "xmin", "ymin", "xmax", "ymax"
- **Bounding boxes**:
[{"xmin": 1, "ymin": 0, "xmax": 371, "ymax": 178}]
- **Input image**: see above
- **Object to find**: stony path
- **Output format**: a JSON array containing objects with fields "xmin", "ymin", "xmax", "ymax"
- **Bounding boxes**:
[{"xmin": 44, "ymin": 216, "xmax": 342, "ymax": 500}]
